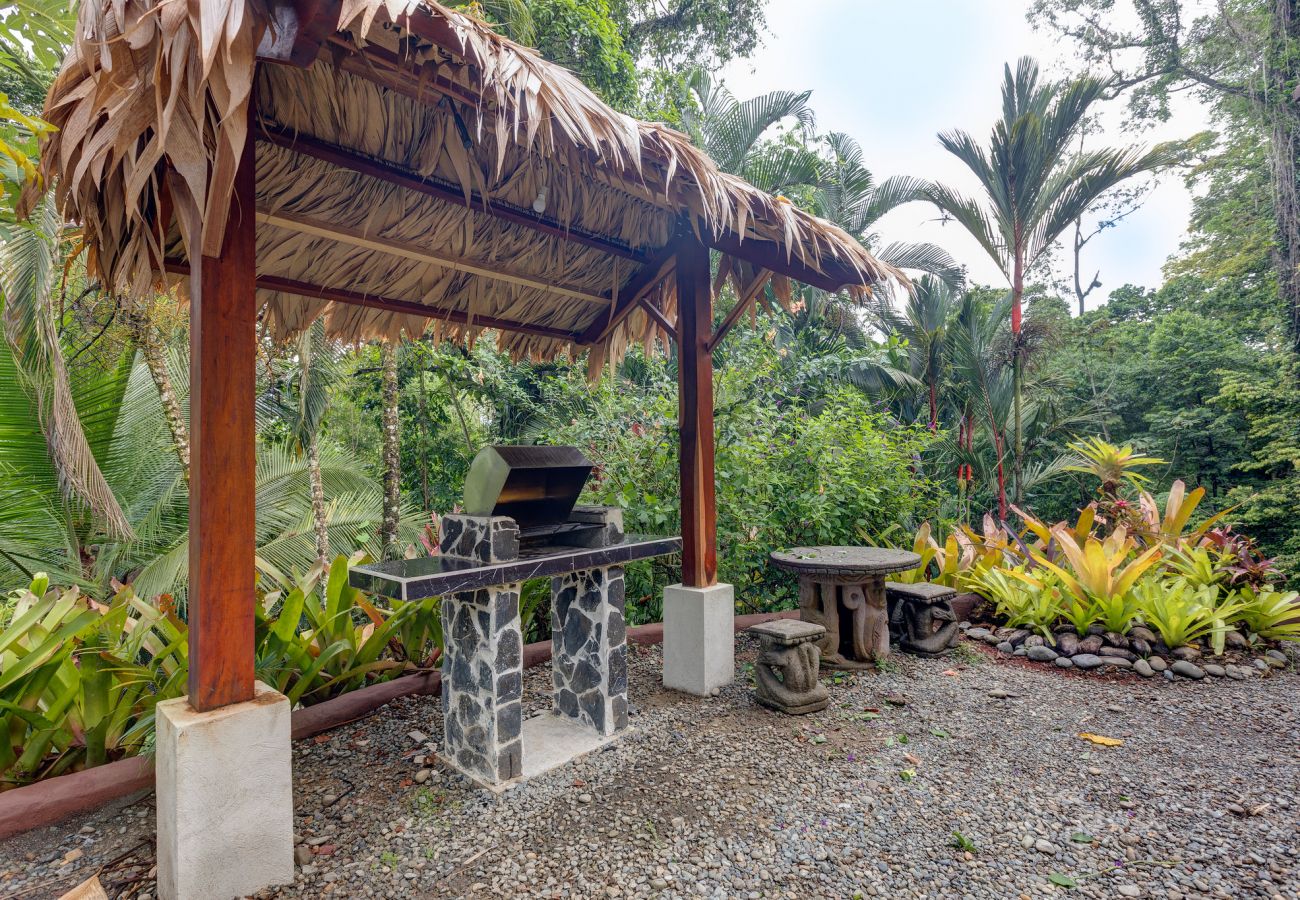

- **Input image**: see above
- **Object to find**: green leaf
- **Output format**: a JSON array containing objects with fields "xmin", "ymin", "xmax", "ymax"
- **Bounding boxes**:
[
  {"xmin": 1069, "ymin": 832, "xmax": 1094, "ymax": 843},
  {"xmin": 930, "ymin": 727, "xmax": 950, "ymax": 738},
  {"xmin": 1048, "ymin": 873, "xmax": 1077, "ymax": 888}
]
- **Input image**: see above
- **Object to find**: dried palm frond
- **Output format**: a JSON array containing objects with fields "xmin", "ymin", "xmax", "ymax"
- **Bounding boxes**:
[{"xmin": 28, "ymin": 0, "xmax": 899, "ymax": 364}]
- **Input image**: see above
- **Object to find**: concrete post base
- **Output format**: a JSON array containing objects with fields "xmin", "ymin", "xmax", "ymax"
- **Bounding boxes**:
[
  {"xmin": 662, "ymin": 582, "xmax": 735, "ymax": 696},
  {"xmin": 156, "ymin": 681, "xmax": 294, "ymax": 900}
]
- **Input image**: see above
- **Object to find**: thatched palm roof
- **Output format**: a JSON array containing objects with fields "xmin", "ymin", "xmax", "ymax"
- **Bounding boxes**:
[{"xmin": 30, "ymin": 0, "xmax": 900, "ymax": 361}]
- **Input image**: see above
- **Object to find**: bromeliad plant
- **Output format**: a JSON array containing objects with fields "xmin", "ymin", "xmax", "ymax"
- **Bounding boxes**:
[
  {"xmin": 1028, "ymin": 526, "xmax": 1163, "ymax": 635},
  {"xmin": 1131, "ymin": 577, "xmax": 1246, "ymax": 651},
  {"xmin": 1, "ymin": 577, "xmax": 187, "ymax": 787},
  {"xmin": 965, "ymin": 566, "xmax": 1062, "ymax": 638},
  {"xmin": 257, "ymin": 554, "xmax": 442, "ymax": 706},
  {"xmin": 1233, "ymin": 587, "xmax": 1300, "ymax": 642},
  {"xmin": 1, "ymin": 556, "xmax": 444, "ymax": 790}
]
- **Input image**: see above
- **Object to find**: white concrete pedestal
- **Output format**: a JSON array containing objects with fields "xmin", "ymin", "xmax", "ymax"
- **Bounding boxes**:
[
  {"xmin": 662, "ymin": 582, "xmax": 735, "ymax": 695},
  {"xmin": 156, "ymin": 681, "xmax": 294, "ymax": 900}
]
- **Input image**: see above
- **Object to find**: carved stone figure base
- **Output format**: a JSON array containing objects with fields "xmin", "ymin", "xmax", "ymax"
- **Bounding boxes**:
[
  {"xmin": 748, "ymin": 619, "xmax": 830, "ymax": 714},
  {"xmin": 769, "ymin": 547, "xmax": 922, "ymax": 669},
  {"xmin": 801, "ymin": 577, "xmax": 890, "ymax": 669},
  {"xmin": 886, "ymin": 581, "xmax": 962, "ymax": 657}
]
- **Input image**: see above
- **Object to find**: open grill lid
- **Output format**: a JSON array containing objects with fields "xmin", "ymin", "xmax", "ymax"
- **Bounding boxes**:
[{"xmin": 462, "ymin": 445, "xmax": 594, "ymax": 531}]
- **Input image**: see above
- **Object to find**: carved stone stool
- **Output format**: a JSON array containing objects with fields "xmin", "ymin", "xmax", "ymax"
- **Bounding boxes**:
[
  {"xmin": 747, "ymin": 619, "xmax": 830, "ymax": 715},
  {"xmin": 885, "ymin": 581, "xmax": 961, "ymax": 657}
]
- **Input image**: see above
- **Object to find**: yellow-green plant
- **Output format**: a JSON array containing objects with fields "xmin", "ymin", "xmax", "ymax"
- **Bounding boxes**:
[
  {"xmin": 1, "ymin": 577, "xmax": 188, "ymax": 787},
  {"xmin": 887, "ymin": 520, "xmax": 941, "ymax": 585},
  {"xmin": 1131, "ymin": 480, "xmax": 1232, "ymax": 547},
  {"xmin": 1163, "ymin": 545, "xmax": 1228, "ymax": 592},
  {"xmin": 1057, "ymin": 591, "xmax": 1100, "ymax": 636},
  {"xmin": 1134, "ymin": 577, "xmax": 1243, "ymax": 650},
  {"xmin": 965, "ymin": 567, "xmax": 1061, "ymax": 638},
  {"xmin": 1233, "ymin": 587, "xmax": 1300, "ymax": 642},
  {"xmin": 1064, "ymin": 437, "xmax": 1164, "ymax": 496},
  {"xmin": 1014, "ymin": 503, "xmax": 1096, "ymax": 555},
  {"xmin": 888, "ymin": 519, "xmax": 1009, "ymax": 587},
  {"xmin": 1030, "ymin": 526, "xmax": 1162, "ymax": 634}
]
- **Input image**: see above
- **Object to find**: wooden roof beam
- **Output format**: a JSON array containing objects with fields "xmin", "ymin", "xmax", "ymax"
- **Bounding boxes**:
[
  {"xmin": 163, "ymin": 260, "xmax": 580, "ymax": 342},
  {"xmin": 707, "ymin": 229, "xmax": 867, "ymax": 295},
  {"xmin": 577, "ymin": 251, "xmax": 676, "ymax": 345}
]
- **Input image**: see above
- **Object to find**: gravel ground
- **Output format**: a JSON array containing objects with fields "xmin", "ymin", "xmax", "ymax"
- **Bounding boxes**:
[{"xmin": 3, "ymin": 636, "xmax": 1299, "ymax": 900}]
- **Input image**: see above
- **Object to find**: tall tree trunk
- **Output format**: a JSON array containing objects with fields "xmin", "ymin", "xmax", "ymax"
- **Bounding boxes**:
[
  {"xmin": 416, "ymin": 368, "xmax": 431, "ymax": 512},
  {"xmin": 307, "ymin": 433, "xmax": 330, "ymax": 567},
  {"xmin": 126, "ymin": 304, "xmax": 190, "ymax": 480},
  {"xmin": 1011, "ymin": 251, "xmax": 1025, "ymax": 510},
  {"xmin": 1268, "ymin": 0, "xmax": 1300, "ymax": 351},
  {"xmin": 928, "ymin": 377, "xmax": 938, "ymax": 432},
  {"xmin": 380, "ymin": 341, "xmax": 402, "ymax": 559}
]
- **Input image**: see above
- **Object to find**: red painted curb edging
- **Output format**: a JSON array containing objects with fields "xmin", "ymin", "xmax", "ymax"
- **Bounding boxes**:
[{"xmin": 0, "ymin": 609, "xmax": 796, "ymax": 841}]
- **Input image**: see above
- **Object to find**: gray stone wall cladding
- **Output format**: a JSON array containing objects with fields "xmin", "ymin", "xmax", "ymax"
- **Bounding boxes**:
[
  {"xmin": 439, "ymin": 514, "xmax": 520, "ymax": 563},
  {"xmin": 440, "ymin": 586, "xmax": 524, "ymax": 785},
  {"xmin": 551, "ymin": 565, "xmax": 629, "ymax": 737}
]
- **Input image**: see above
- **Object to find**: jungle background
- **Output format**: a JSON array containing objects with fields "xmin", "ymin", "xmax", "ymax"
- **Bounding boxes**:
[{"xmin": 1, "ymin": 0, "xmax": 1298, "ymax": 627}]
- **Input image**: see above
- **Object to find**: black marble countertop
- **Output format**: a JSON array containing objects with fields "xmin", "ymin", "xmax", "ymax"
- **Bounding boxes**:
[{"xmin": 351, "ymin": 534, "xmax": 682, "ymax": 601}]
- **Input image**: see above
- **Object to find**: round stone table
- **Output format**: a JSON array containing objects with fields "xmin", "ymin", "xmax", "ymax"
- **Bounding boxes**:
[{"xmin": 770, "ymin": 546, "xmax": 922, "ymax": 669}]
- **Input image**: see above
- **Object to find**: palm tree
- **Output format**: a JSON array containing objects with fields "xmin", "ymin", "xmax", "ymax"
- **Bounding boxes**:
[
  {"xmin": 871, "ymin": 275, "xmax": 962, "ymax": 431},
  {"xmin": 925, "ymin": 57, "xmax": 1179, "ymax": 505},
  {"xmin": 0, "ymin": 197, "xmax": 132, "ymax": 539},
  {"xmin": 261, "ymin": 319, "xmax": 344, "ymax": 567},
  {"xmin": 682, "ymin": 70, "xmax": 822, "ymax": 194},
  {"xmin": 814, "ymin": 133, "xmax": 963, "ymax": 289}
]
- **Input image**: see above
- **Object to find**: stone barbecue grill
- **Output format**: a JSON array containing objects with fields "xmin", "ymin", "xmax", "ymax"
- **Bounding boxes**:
[{"xmin": 352, "ymin": 445, "xmax": 680, "ymax": 789}]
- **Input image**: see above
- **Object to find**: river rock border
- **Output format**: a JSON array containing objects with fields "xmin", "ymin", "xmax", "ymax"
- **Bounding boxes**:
[{"xmin": 961, "ymin": 622, "xmax": 1296, "ymax": 681}]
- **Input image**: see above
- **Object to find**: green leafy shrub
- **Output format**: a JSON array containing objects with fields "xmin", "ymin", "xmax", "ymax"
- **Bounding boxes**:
[
  {"xmin": 966, "ymin": 567, "xmax": 1060, "ymax": 638},
  {"xmin": 1233, "ymin": 587, "xmax": 1300, "ymax": 642},
  {"xmin": 256, "ymin": 555, "xmax": 442, "ymax": 706},
  {"xmin": 1, "ymin": 577, "xmax": 187, "ymax": 787},
  {"xmin": 1133, "ymin": 578, "xmax": 1237, "ymax": 650},
  {"xmin": 1, "ymin": 556, "xmax": 443, "ymax": 789},
  {"xmin": 544, "ymin": 339, "xmax": 938, "ymax": 617}
]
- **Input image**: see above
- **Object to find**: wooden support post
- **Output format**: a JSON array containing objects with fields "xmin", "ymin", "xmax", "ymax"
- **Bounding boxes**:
[
  {"xmin": 187, "ymin": 126, "xmax": 258, "ymax": 711},
  {"xmin": 675, "ymin": 231, "xmax": 717, "ymax": 588}
]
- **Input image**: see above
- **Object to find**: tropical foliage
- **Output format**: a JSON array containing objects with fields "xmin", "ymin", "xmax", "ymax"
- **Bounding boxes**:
[{"xmin": 1, "ymin": 559, "xmax": 443, "ymax": 789}]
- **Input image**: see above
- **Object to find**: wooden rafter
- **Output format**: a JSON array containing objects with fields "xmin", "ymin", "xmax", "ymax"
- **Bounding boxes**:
[
  {"xmin": 639, "ymin": 298, "xmax": 677, "ymax": 342},
  {"xmin": 578, "ymin": 252, "xmax": 676, "ymax": 345},
  {"xmin": 162, "ymin": 260, "xmax": 580, "ymax": 342},
  {"xmin": 707, "ymin": 269, "xmax": 771, "ymax": 353}
]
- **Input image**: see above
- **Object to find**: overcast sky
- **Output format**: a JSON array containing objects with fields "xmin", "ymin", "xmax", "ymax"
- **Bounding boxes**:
[{"xmin": 720, "ymin": 1, "xmax": 1211, "ymax": 309}]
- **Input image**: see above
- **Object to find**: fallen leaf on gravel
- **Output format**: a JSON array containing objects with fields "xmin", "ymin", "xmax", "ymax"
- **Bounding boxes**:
[
  {"xmin": 572, "ymin": 779, "xmax": 586, "ymax": 787},
  {"xmin": 1078, "ymin": 733, "xmax": 1123, "ymax": 747},
  {"xmin": 811, "ymin": 734, "xmax": 827, "ymax": 745},
  {"xmin": 399, "ymin": 778, "xmax": 413, "ymax": 788},
  {"xmin": 903, "ymin": 752, "xmax": 920, "ymax": 766},
  {"xmin": 313, "ymin": 734, "xmax": 331, "ymax": 744},
  {"xmin": 57, "ymin": 875, "xmax": 105, "ymax": 900},
  {"xmin": 1047, "ymin": 872, "xmax": 1077, "ymax": 888},
  {"xmin": 930, "ymin": 727, "xmax": 950, "ymax": 738},
  {"xmin": 1070, "ymin": 832, "xmax": 1094, "ymax": 843},
  {"xmin": 942, "ymin": 669, "xmax": 958, "ymax": 676},
  {"xmin": 898, "ymin": 768, "xmax": 916, "ymax": 781}
]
